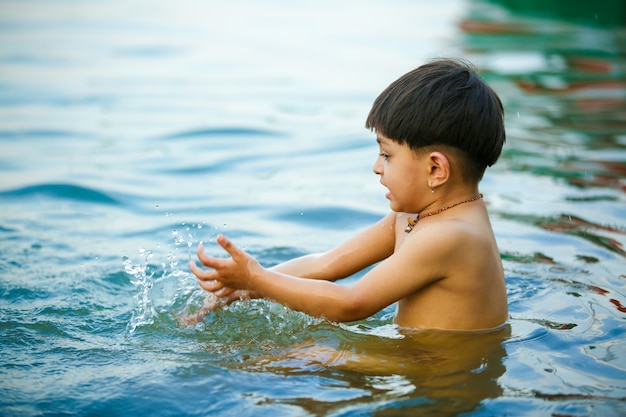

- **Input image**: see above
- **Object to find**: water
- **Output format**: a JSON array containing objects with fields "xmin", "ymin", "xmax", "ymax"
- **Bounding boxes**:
[{"xmin": 1, "ymin": 0, "xmax": 625, "ymax": 415}]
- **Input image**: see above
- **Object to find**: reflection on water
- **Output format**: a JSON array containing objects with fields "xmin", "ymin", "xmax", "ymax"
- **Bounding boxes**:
[
  {"xmin": 460, "ymin": 1, "xmax": 626, "ymax": 414},
  {"xmin": 246, "ymin": 325, "xmax": 510, "ymax": 416},
  {"xmin": 462, "ymin": 0, "xmax": 626, "ymax": 198},
  {"xmin": 136, "ymin": 275, "xmax": 511, "ymax": 416}
]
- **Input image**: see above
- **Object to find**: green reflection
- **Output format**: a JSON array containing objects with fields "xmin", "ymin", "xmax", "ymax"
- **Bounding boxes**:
[{"xmin": 486, "ymin": 0, "xmax": 626, "ymax": 28}]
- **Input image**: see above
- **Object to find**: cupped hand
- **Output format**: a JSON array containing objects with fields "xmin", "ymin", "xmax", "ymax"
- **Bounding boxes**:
[{"xmin": 189, "ymin": 235, "xmax": 260, "ymax": 295}]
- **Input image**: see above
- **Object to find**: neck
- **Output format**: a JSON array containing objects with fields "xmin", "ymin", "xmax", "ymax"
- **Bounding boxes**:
[
  {"xmin": 405, "ymin": 192, "xmax": 483, "ymax": 233},
  {"xmin": 421, "ymin": 186, "xmax": 481, "ymax": 213}
]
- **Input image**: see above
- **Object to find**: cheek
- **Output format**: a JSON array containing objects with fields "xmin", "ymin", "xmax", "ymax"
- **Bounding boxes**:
[{"xmin": 390, "ymin": 166, "xmax": 419, "ymax": 196}]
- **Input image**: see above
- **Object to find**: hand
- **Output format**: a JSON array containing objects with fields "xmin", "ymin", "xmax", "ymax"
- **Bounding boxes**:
[{"xmin": 189, "ymin": 235, "xmax": 261, "ymax": 296}]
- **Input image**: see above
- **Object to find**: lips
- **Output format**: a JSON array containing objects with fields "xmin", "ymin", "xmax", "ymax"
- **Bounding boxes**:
[{"xmin": 380, "ymin": 181, "xmax": 391, "ymax": 199}]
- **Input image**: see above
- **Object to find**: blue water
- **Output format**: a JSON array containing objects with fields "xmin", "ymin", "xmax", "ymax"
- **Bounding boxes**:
[{"xmin": 1, "ymin": 0, "xmax": 625, "ymax": 416}]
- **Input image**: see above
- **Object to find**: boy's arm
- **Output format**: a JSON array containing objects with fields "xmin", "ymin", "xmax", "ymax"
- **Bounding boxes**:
[
  {"xmin": 190, "ymin": 223, "xmax": 449, "ymax": 322},
  {"xmin": 270, "ymin": 212, "xmax": 397, "ymax": 280},
  {"xmin": 196, "ymin": 212, "xmax": 397, "ymax": 298}
]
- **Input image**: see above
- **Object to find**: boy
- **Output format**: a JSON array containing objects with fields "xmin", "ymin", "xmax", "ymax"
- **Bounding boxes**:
[{"xmin": 190, "ymin": 58, "xmax": 508, "ymax": 331}]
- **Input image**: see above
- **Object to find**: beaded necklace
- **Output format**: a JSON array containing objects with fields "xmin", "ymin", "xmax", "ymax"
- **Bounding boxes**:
[{"xmin": 404, "ymin": 193, "xmax": 483, "ymax": 233}]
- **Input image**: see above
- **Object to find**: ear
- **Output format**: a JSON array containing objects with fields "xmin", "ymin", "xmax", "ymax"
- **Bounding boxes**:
[{"xmin": 427, "ymin": 151, "xmax": 451, "ymax": 188}]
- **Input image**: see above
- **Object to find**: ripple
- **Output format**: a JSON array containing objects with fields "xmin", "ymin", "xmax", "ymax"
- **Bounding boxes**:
[
  {"xmin": 500, "ymin": 212, "xmax": 626, "ymax": 257},
  {"xmin": 272, "ymin": 206, "xmax": 381, "ymax": 229},
  {"xmin": 158, "ymin": 127, "xmax": 285, "ymax": 140},
  {"xmin": 162, "ymin": 154, "xmax": 266, "ymax": 175},
  {"xmin": 0, "ymin": 183, "xmax": 121, "ymax": 206},
  {"xmin": 0, "ymin": 225, "xmax": 16, "ymax": 233},
  {"xmin": 0, "ymin": 129, "xmax": 95, "ymax": 140},
  {"xmin": 505, "ymin": 320, "xmax": 550, "ymax": 345}
]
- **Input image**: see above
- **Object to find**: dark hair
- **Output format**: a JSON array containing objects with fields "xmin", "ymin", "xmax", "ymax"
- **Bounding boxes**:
[{"xmin": 365, "ymin": 58, "xmax": 505, "ymax": 181}]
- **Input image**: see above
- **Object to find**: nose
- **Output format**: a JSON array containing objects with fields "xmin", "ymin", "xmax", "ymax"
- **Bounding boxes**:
[{"xmin": 373, "ymin": 156, "xmax": 383, "ymax": 175}]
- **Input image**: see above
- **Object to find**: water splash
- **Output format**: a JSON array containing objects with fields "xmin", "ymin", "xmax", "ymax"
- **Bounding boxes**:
[
  {"xmin": 124, "ymin": 248, "xmax": 157, "ymax": 334},
  {"xmin": 124, "ymin": 220, "xmax": 212, "ymax": 336}
]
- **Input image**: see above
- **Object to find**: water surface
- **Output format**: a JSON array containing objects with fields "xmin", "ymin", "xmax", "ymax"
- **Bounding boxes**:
[{"xmin": 1, "ymin": 0, "xmax": 625, "ymax": 416}]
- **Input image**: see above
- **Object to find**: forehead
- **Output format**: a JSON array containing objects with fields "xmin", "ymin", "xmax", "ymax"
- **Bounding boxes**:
[
  {"xmin": 376, "ymin": 134, "xmax": 393, "ymax": 146},
  {"xmin": 376, "ymin": 134, "xmax": 421, "ymax": 157},
  {"xmin": 376, "ymin": 134, "xmax": 408, "ymax": 152}
]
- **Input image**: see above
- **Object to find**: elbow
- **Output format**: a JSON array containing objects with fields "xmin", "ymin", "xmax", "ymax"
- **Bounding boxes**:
[{"xmin": 324, "ymin": 294, "xmax": 373, "ymax": 323}]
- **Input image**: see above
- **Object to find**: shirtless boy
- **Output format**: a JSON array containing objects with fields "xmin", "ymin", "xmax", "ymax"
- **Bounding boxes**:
[{"xmin": 190, "ymin": 58, "xmax": 508, "ymax": 331}]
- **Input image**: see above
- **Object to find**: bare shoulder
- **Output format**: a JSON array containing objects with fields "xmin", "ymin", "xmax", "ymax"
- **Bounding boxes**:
[
  {"xmin": 392, "ymin": 213, "xmax": 507, "ymax": 329},
  {"xmin": 410, "ymin": 216, "xmax": 489, "ymax": 252},
  {"xmin": 399, "ymin": 214, "xmax": 500, "ymax": 278}
]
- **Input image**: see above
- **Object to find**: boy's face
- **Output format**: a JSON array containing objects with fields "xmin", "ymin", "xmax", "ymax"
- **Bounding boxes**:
[{"xmin": 373, "ymin": 134, "xmax": 427, "ymax": 213}]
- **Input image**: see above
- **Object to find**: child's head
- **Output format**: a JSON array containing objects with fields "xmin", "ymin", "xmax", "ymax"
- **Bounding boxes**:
[{"xmin": 365, "ymin": 59, "xmax": 505, "ymax": 181}]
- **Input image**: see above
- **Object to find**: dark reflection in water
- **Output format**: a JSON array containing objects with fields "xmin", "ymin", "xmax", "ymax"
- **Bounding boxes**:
[
  {"xmin": 484, "ymin": 0, "xmax": 625, "ymax": 28},
  {"xmin": 237, "ymin": 324, "xmax": 510, "ymax": 417},
  {"xmin": 453, "ymin": 1, "xmax": 626, "ymax": 414},
  {"xmin": 461, "ymin": 0, "xmax": 626, "ymax": 259},
  {"xmin": 461, "ymin": 0, "xmax": 626, "ymax": 188}
]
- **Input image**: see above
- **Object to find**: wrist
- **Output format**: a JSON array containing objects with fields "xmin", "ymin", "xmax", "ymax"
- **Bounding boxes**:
[{"xmin": 246, "ymin": 261, "xmax": 265, "ymax": 294}]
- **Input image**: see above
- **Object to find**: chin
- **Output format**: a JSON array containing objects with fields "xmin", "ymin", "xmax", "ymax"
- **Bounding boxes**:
[
  {"xmin": 389, "ymin": 201, "xmax": 404, "ymax": 213},
  {"xmin": 390, "ymin": 202, "xmax": 417, "ymax": 214}
]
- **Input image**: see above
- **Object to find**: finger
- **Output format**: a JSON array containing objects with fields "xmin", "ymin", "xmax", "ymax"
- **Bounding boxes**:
[
  {"xmin": 196, "ymin": 243, "xmax": 225, "ymax": 269},
  {"xmin": 215, "ymin": 287, "xmax": 235, "ymax": 298},
  {"xmin": 196, "ymin": 243, "xmax": 213, "ymax": 266},
  {"xmin": 189, "ymin": 260, "xmax": 218, "ymax": 281},
  {"xmin": 192, "ymin": 265, "xmax": 228, "ymax": 294},
  {"xmin": 216, "ymin": 234, "xmax": 246, "ymax": 261},
  {"xmin": 198, "ymin": 278, "xmax": 225, "ymax": 293}
]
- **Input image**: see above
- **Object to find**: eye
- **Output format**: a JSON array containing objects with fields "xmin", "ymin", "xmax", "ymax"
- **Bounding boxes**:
[{"xmin": 378, "ymin": 152, "xmax": 389, "ymax": 160}]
